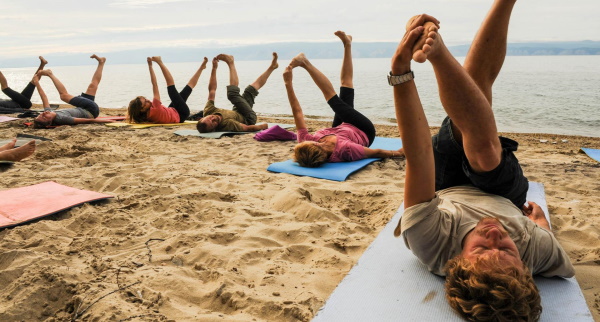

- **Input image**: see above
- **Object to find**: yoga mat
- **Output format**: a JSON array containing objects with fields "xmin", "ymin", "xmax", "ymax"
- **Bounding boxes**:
[
  {"xmin": 174, "ymin": 123, "xmax": 295, "ymax": 139},
  {"xmin": 106, "ymin": 120, "xmax": 196, "ymax": 129},
  {"xmin": 313, "ymin": 182, "xmax": 592, "ymax": 321},
  {"xmin": 0, "ymin": 181, "xmax": 113, "ymax": 229},
  {"xmin": 0, "ymin": 134, "xmax": 52, "ymax": 147},
  {"xmin": 97, "ymin": 116, "xmax": 126, "ymax": 121},
  {"xmin": 580, "ymin": 148, "xmax": 600, "ymax": 162},
  {"xmin": 267, "ymin": 137, "xmax": 402, "ymax": 181}
]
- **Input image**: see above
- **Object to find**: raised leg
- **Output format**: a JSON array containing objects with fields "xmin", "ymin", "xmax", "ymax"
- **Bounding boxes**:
[
  {"xmin": 151, "ymin": 56, "xmax": 174, "ymax": 87},
  {"xmin": 249, "ymin": 52, "xmax": 278, "ymax": 90},
  {"xmin": 85, "ymin": 54, "xmax": 106, "ymax": 97},
  {"xmin": 207, "ymin": 57, "xmax": 218, "ymax": 101},
  {"xmin": 187, "ymin": 57, "xmax": 208, "ymax": 89},
  {"xmin": 217, "ymin": 54, "xmax": 239, "ymax": 87},
  {"xmin": 335, "ymin": 31, "xmax": 353, "ymax": 88},
  {"xmin": 0, "ymin": 70, "xmax": 8, "ymax": 90},
  {"xmin": 0, "ymin": 140, "xmax": 35, "ymax": 162},
  {"xmin": 289, "ymin": 53, "xmax": 337, "ymax": 101},
  {"xmin": 463, "ymin": 0, "xmax": 517, "ymax": 104},
  {"xmin": 37, "ymin": 69, "xmax": 75, "ymax": 103}
]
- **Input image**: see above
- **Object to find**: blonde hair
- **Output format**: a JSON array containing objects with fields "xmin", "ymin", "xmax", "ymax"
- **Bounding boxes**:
[
  {"xmin": 444, "ymin": 256, "xmax": 541, "ymax": 321},
  {"xmin": 293, "ymin": 141, "xmax": 328, "ymax": 167},
  {"xmin": 127, "ymin": 96, "xmax": 148, "ymax": 123}
]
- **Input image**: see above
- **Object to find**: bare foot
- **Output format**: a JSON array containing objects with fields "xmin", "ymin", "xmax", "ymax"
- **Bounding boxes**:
[
  {"xmin": 39, "ymin": 56, "xmax": 48, "ymax": 66},
  {"xmin": 216, "ymin": 54, "xmax": 234, "ymax": 65},
  {"xmin": 406, "ymin": 15, "xmax": 440, "ymax": 63},
  {"xmin": 38, "ymin": 69, "xmax": 53, "ymax": 77},
  {"xmin": 200, "ymin": 57, "xmax": 208, "ymax": 70},
  {"xmin": 270, "ymin": 52, "xmax": 279, "ymax": 70},
  {"xmin": 0, "ymin": 140, "xmax": 35, "ymax": 162},
  {"xmin": 212, "ymin": 57, "xmax": 219, "ymax": 69},
  {"xmin": 289, "ymin": 53, "xmax": 308, "ymax": 69},
  {"xmin": 0, "ymin": 138, "xmax": 17, "ymax": 152},
  {"xmin": 151, "ymin": 56, "xmax": 163, "ymax": 63},
  {"xmin": 413, "ymin": 27, "xmax": 442, "ymax": 63},
  {"xmin": 334, "ymin": 30, "xmax": 352, "ymax": 46},
  {"xmin": 90, "ymin": 54, "xmax": 107, "ymax": 64},
  {"xmin": 283, "ymin": 66, "xmax": 293, "ymax": 84}
]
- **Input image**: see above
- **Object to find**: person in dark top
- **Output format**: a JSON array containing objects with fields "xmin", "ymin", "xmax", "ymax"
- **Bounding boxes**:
[{"xmin": 0, "ymin": 56, "xmax": 47, "ymax": 111}]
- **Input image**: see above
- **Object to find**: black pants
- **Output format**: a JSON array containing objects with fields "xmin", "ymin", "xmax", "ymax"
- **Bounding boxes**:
[
  {"xmin": 167, "ymin": 85, "xmax": 191, "ymax": 123},
  {"xmin": 0, "ymin": 82, "xmax": 35, "ymax": 109},
  {"xmin": 327, "ymin": 87, "xmax": 376, "ymax": 145}
]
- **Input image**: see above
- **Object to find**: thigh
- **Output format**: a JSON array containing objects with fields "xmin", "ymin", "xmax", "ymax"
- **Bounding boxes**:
[
  {"xmin": 69, "ymin": 94, "xmax": 99, "ymax": 117},
  {"xmin": 241, "ymin": 85, "xmax": 259, "ymax": 108},
  {"xmin": 167, "ymin": 85, "xmax": 190, "ymax": 122},
  {"xmin": 2, "ymin": 87, "xmax": 31, "ymax": 109},
  {"xmin": 338, "ymin": 87, "xmax": 354, "ymax": 108},
  {"xmin": 464, "ymin": 137, "xmax": 529, "ymax": 207},
  {"xmin": 433, "ymin": 117, "xmax": 471, "ymax": 190},
  {"xmin": 228, "ymin": 85, "xmax": 256, "ymax": 124},
  {"xmin": 327, "ymin": 95, "xmax": 375, "ymax": 144}
]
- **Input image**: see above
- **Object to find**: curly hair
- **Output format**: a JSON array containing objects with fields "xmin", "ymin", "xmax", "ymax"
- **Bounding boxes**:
[
  {"xmin": 444, "ymin": 256, "xmax": 541, "ymax": 322},
  {"xmin": 126, "ymin": 96, "xmax": 148, "ymax": 123},
  {"xmin": 293, "ymin": 141, "xmax": 328, "ymax": 167}
]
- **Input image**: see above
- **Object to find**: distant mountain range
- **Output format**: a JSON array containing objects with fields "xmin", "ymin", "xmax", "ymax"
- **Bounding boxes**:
[{"xmin": 3, "ymin": 41, "xmax": 600, "ymax": 68}]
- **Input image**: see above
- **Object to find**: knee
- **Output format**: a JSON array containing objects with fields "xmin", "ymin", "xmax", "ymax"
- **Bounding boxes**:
[
  {"xmin": 465, "ymin": 141, "xmax": 503, "ymax": 172},
  {"xmin": 59, "ymin": 93, "xmax": 72, "ymax": 103}
]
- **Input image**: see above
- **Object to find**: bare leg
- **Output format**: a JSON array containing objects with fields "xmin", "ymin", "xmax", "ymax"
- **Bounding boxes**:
[
  {"xmin": 249, "ymin": 52, "xmax": 278, "ymax": 90},
  {"xmin": 32, "ymin": 77, "xmax": 50, "ymax": 108},
  {"xmin": 335, "ymin": 31, "xmax": 354, "ymax": 88},
  {"xmin": 151, "ymin": 56, "xmax": 175, "ymax": 87},
  {"xmin": 0, "ymin": 71, "xmax": 7, "ymax": 90},
  {"xmin": 34, "ymin": 56, "xmax": 48, "ymax": 79},
  {"xmin": 85, "ymin": 54, "xmax": 106, "ymax": 96},
  {"xmin": 289, "ymin": 53, "xmax": 337, "ymax": 101},
  {"xmin": 217, "ymin": 54, "xmax": 239, "ymax": 87},
  {"xmin": 187, "ymin": 57, "xmax": 208, "ymax": 89},
  {"xmin": 207, "ymin": 57, "xmax": 218, "ymax": 101},
  {"xmin": 463, "ymin": 0, "xmax": 517, "ymax": 104},
  {"xmin": 38, "ymin": 70, "xmax": 75, "ymax": 103},
  {"xmin": 0, "ymin": 140, "xmax": 35, "ymax": 162},
  {"xmin": 0, "ymin": 138, "xmax": 17, "ymax": 152},
  {"xmin": 419, "ymin": 28, "xmax": 502, "ymax": 172}
]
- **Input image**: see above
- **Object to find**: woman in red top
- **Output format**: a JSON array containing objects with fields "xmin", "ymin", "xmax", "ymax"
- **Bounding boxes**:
[
  {"xmin": 284, "ymin": 31, "xmax": 403, "ymax": 167},
  {"xmin": 127, "ymin": 56, "xmax": 207, "ymax": 124}
]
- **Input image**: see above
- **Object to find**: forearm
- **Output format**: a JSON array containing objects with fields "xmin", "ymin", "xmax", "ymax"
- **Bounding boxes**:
[
  {"xmin": 364, "ymin": 148, "xmax": 402, "ymax": 158},
  {"xmin": 244, "ymin": 123, "xmax": 268, "ymax": 131},
  {"xmin": 148, "ymin": 65, "xmax": 160, "ymax": 100},
  {"xmin": 285, "ymin": 83, "xmax": 307, "ymax": 130},
  {"xmin": 35, "ymin": 82, "xmax": 50, "ymax": 108}
]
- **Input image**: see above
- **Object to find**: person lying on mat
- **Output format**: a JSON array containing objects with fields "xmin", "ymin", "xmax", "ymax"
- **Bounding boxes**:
[
  {"xmin": 0, "ymin": 138, "xmax": 35, "ymax": 162},
  {"xmin": 1, "ymin": 56, "xmax": 47, "ymax": 110},
  {"xmin": 127, "ymin": 56, "xmax": 207, "ymax": 124},
  {"xmin": 33, "ymin": 55, "xmax": 113, "ymax": 128},
  {"xmin": 196, "ymin": 53, "xmax": 278, "ymax": 133},
  {"xmin": 391, "ymin": 4, "xmax": 574, "ymax": 321},
  {"xmin": 284, "ymin": 31, "xmax": 403, "ymax": 168}
]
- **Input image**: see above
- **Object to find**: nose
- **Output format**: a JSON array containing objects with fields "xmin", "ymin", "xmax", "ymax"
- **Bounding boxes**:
[{"xmin": 485, "ymin": 227, "xmax": 503, "ymax": 241}]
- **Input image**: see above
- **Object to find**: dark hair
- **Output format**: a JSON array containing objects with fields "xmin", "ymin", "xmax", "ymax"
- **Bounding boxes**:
[
  {"xmin": 445, "ymin": 256, "xmax": 542, "ymax": 321},
  {"xmin": 196, "ymin": 119, "xmax": 209, "ymax": 133},
  {"xmin": 33, "ymin": 119, "xmax": 51, "ymax": 129},
  {"xmin": 293, "ymin": 142, "xmax": 328, "ymax": 167},
  {"xmin": 127, "ymin": 96, "xmax": 148, "ymax": 123}
]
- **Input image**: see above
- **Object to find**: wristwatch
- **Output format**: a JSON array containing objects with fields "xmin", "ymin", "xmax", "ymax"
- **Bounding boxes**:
[{"xmin": 387, "ymin": 71, "xmax": 414, "ymax": 86}]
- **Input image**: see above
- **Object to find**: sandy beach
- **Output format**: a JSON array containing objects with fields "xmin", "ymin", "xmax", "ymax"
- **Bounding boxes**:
[{"xmin": 0, "ymin": 106, "xmax": 599, "ymax": 321}]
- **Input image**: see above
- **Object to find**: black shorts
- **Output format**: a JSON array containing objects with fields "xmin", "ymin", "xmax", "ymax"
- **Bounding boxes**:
[
  {"xmin": 432, "ymin": 117, "xmax": 528, "ymax": 207},
  {"xmin": 69, "ymin": 93, "xmax": 100, "ymax": 118}
]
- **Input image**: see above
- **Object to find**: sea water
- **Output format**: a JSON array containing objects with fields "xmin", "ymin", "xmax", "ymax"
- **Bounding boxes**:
[{"xmin": 2, "ymin": 56, "xmax": 599, "ymax": 137}]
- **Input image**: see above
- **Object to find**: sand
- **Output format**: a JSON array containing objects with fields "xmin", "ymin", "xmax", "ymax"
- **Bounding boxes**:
[{"xmin": 0, "ymin": 107, "xmax": 599, "ymax": 321}]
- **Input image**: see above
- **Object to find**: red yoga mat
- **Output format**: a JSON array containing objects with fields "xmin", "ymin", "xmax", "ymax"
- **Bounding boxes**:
[{"xmin": 0, "ymin": 181, "xmax": 113, "ymax": 228}]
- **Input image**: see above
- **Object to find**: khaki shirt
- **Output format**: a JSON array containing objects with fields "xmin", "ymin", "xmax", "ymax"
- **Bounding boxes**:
[
  {"xmin": 398, "ymin": 185, "xmax": 575, "ymax": 278},
  {"xmin": 203, "ymin": 100, "xmax": 246, "ymax": 132}
]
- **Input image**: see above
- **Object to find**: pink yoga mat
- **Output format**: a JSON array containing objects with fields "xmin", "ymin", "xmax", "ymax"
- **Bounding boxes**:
[{"xmin": 0, "ymin": 181, "xmax": 113, "ymax": 228}]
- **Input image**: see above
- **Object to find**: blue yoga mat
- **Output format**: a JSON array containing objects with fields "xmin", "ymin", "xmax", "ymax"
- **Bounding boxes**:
[
  {"xmin": 580, "ymin": 148, "xmax": 600, "ymax": 162},
  {"xmin": 267, "ymin": 137, "xmax": 402, "ymax": 181}
]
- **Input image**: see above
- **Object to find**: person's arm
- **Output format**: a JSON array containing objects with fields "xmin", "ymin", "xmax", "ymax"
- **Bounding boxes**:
[
  {"xmin": 240, "ymin": 123, "xmax": 268, "ymax": 132},
  {"xmin": 148, "ymin": 57, "xmax": 160, "ymax": 101},
  {"xmin": 72, "ymin": 118, "xmax": 113, "ymax": 124},
  {"xmin": 392, "ymin": 24, "xmax": 436, "ymax": 209},
  {"xmin": 32, "ymin": 78, "xmax": 50, "ymax": 108},
  {"xmin": 522, "ymin": 201, "xmax": 552, "ymax": 232},
  {"xmin": 283, "ymin": 66, "xmax": 307, "ymax": 131},
  {"xmin": 364, "ymin": 147, "xmax": 404, "ymax": 158}
]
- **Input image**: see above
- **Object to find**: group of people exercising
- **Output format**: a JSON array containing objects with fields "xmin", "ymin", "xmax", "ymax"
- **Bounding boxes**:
[{"xmin": 1, "ymin": 1, "xmax": 575, "ymax": 319}]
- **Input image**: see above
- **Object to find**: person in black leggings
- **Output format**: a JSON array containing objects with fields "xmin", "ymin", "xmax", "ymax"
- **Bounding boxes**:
[
  {"xmin": 127, "ymin": 56, "xmax": 207, "ymax": 124},
  {"xmin": 284, "ymin": 31, "xmax": 403, "ymax": 167},
  {"xmin": 0, "ymin": 56, "xmax": 47, "ymax": 110}
]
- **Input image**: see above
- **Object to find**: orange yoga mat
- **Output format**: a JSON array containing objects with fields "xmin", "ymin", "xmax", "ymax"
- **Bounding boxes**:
[{"xmin": 0, "ymin": 181, "xmax": 113, "ymax": 228}]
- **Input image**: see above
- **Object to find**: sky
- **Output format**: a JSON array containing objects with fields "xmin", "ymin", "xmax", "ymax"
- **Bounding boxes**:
[{"xmin": 1, "ymin": 0, "xmax": 599, "ymax": 63}]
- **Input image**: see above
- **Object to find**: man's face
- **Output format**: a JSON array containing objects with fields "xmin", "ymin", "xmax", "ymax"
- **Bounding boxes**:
[
  {"xmin": 461, "ymin": 217, "xmax": 522, "ymax": 268},
  {"xmin": 35, "ymin": 110, "xmax": 57, "ymax": 124},
  {"xmin": 201, "ymin": 115, "xmax": 221, "ymax": 132}
]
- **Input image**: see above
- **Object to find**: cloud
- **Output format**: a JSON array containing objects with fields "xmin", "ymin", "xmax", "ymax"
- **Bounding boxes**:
[{"xmin": 109, "ymin": 0, "xmax": 192, "ymax": 9}]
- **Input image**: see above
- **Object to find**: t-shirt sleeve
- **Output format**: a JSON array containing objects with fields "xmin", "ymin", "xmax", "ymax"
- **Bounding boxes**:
[
  {"xmin": 53, "ymin": 113, "xmax": 75, "ymax": 125},
  {"xmin": 528, "ymin": 227, "xmax": 575, "ymax": 277},
  {"xmin": 219, "ymin": 119, "xmax": 245, "ymax": 132},
  {"xmin": 203, "ymin": 101, "xmax": 217, "ymax": 115},
  {"xmin": 152, "ymin": 98, "xmax": 163, "ymax": 109},
  {"xmin": 297, "ymin": 128, "xmax": 315, "ymax": 143},
  {"xmin": 338, "ymin": 140, "xmax": 367, "ymax": 161},
  {"xmin": 400, "ymin": 195, "xmax": 455, "ymax": 276}
]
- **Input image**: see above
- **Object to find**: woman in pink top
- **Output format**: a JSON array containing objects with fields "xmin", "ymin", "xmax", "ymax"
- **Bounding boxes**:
[
  {"xmin": 127, "ymin": 56, "xmax": 207, "ymax": 124},
  {"xmin": 284, "ymin": 31, "xmax": 403, "ymax": 167}
]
